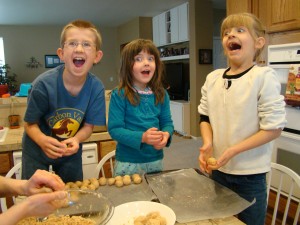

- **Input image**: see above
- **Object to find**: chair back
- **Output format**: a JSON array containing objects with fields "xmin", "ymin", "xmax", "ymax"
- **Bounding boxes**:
[
  {"xmin": 267, "ymin": 162, "xmax": 300, "ymax": 225},
  {"xmin": 0, "ymin": 162, "xmax": 22, "ymax": 212},
  {"xmin": 94, "ymin": 150, "xmax": 115, "ymax": 178}
]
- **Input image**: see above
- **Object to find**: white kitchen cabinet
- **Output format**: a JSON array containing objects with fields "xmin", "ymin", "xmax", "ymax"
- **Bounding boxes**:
[
  {"xmin": 178, "ymin": 2, "xmax": 189, "ymax": 42},
  {"xmin": 170, "ymin": 100, "xmax": 190, "ymax": 135},
  {"xmin": 170, "ymin": 7, "xmax": 179, "ymax": 43},
  {"xmin": 152, "ymin": 2, "xmax": 189, "ymax": 47},
  {"xmin": 152, "ymin": 15, "xmax": 160, "ymax": 47},
  {"xmin": 152, "ymin": 12, "xmax": 168, "ymax": 46}
]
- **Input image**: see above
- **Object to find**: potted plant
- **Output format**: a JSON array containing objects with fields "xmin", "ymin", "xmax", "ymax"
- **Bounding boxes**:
[{"xmin": 0, "ymin": 64, "xmax": 18, "ymax": 96}]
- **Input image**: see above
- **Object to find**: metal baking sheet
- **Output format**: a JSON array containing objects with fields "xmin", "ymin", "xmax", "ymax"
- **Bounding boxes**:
[
  {"xmin": 97, "ymin": 176, "xmax": 156, "ymax": 207},
  {"xmin": 145, "ymin": 168, "xmax": 254, "ymax": 223}
]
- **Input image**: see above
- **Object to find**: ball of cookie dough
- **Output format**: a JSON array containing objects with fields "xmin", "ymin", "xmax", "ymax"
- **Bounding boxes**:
[
  {"xmin": 115, "ymin": 179, "xmax": 124, "ymax": 187},
  {"xmin": 108, "ymin": 177, "xmax": 116, "ymax": 186},
  {"xmin": 88, "ymin": 183, "xmax": 96, "ymax": 190},
  {"xmin": 133, "ymin": 176, "xmax": 142, "ymax": 184},
  {"xmin": 207, "ymin": 157, "xmax": 217, "ymax": 166},
  {"xmin": 91, "ymin": 180, "xmax": 99, "ymax": 189},
  {"xmin": 90, "ymin": 178, "xmax": 98, "ymax": 184},
  {"xmin": 123, "ymin": 177, "xmax": 131, "ymax": 185},
  {"xmin": 80, "ymin": 185, "xmax": 89, "ymax": 190},
  {"xmin": 99, "ymin": 177, "xmax": 107, "ymax": 186},
  {"xmin": 82, "ymin": 179, "xmax": 90, "ymax": 186},
  {"xmin": 115, "ymin": 175, "xmax": 122, "ymax": 181},
  {"xmin": 75, "ymin": 181, "xmax": 82, "ymax": 188},
  {"xmin": 132, "ymin": 173, "xmax": 140, "ymax": 180}
]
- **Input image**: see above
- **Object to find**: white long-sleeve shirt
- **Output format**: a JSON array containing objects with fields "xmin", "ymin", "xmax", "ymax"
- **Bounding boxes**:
[{"xmin": 198, "ymin": 65, "xmax": 287, "ymax": 175}]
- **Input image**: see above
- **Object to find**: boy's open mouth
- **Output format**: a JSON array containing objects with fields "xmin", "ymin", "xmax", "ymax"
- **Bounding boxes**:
[{"xmin": 73, "ymin": 57, "xmax": 85, "ymax": 67}]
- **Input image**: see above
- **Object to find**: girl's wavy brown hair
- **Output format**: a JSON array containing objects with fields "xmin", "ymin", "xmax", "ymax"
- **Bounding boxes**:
[{"xmin": 117, "ymin": 39, "xmax": 165, "ymax": 105}]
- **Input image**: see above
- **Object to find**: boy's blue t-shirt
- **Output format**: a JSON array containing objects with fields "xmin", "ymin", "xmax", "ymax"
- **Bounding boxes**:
[{"xmin": 23, "ymin": 65, "xmax": 106, "ymax": 159}]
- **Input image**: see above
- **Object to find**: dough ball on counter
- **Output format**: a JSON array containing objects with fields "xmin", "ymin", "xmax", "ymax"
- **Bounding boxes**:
[
  {"xmin": 88, "ymin": 183, "xmax": 96, "ymax": 190},
  {"xmin": 99, "ymin": 177, "xmax": 107, "ymax": 186},
  {"xmin": 123, "ymin": 176, "xmax": 131, "ymax": 185},
  {"xmin": 75, "ymin": 181, "xmax": 82, "ymax": 187},
  {"xmin": 108, "ymin": 177, "xmax": 116, "ymax": 186},
  {"xmin": 82, "ymin": 179, "xmax": 91, "ymax": 186},
  {"xmin": 132, "ymin": 174, "xmax": 142, "ymax": 184},
  {"xmin": 115, "ymin": 179, "xmax": 124, "ymax": 187},
  {"xmin": 123, "ymin": 175, "xmax": 131, "ymax": 180},
  {"xmin": 115, "ymin": 175, "xmax": 122, "ymax": 181},
  {"xmin": 65, "ymin": 182, "xmax": 78, "ymax": 189},
  {"xmin": 90, "ymin": 177, "xmax": 98, "ymax": 183},
  {"xmin": 132, "ymin": 173, "xmax": 140, "ymax": 180},
  {"xmin": 133, "ymin": 176, "xmax": 142, "ymax": 184},
  {"xmin": 80, "ymin": 185, "xmax": 89, "ymax": 190},
  {"xmin": 207, "ymin": 157, "xmax": 217, "ymax": 166},
  {"xmin": 91, "ymin": 180, "xmax": 99, "ymax": 188}
]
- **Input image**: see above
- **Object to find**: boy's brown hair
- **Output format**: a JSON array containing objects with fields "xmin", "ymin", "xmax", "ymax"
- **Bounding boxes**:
[
  {"xmin": 60, "ymin": 19, "xmax": 102, "ymax": 50},
  {"xmin": 118, "ymin": 39, "xmax": 166, "ymax": 105}
]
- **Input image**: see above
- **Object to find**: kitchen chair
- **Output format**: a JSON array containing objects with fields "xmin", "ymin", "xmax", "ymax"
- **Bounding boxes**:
[
  {"xmin": 0, "ymin": 162, "xmax": 22, "ymax": 212},
  {"xmin": 94, "ymin": 150, "xmax": 115, "ymax": 179},
  {"xmin": 267, "ymin": 162, "xmax": 300, "ymax": 225}
]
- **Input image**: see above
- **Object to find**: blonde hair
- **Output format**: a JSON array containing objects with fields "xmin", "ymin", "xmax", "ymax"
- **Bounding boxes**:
[
  {"xmin": 60, "ymin": 19, "xmax": 102, "ymax": 50},
  {"xmin": 118, "ymin": 39, "xmax": 165, "ymax": 105},
  {"xmin": 220, "ymin": 13, "xmax": 266, "ymax": 62}
]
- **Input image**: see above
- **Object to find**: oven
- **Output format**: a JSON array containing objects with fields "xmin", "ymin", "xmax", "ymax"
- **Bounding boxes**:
[{"xmin": 268, "ymin": 42, "xmax": 300, "ymax": 198}]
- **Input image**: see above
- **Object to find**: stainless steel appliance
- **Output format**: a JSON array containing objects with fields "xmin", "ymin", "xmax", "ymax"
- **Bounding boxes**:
[{"xmin": 268, "ymin": 42, "xmax": 300, "ymax": 198}]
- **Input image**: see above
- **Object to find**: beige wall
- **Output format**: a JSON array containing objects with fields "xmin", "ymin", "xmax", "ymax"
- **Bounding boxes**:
[{"xmin": 189, "ymin": 0, "xmax": 214, "ymax": 137}]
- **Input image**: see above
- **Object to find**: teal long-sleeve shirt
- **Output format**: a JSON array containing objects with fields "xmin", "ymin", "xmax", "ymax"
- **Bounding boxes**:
[{"xmin": 108, "ymin": 88, "xmax": 174, "ymax": 163}]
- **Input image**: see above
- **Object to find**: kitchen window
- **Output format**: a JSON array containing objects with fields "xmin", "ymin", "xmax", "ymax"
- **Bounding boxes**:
[{"xmin": 0, "ymin": 37, "xmax": 5, "ymax": 66}]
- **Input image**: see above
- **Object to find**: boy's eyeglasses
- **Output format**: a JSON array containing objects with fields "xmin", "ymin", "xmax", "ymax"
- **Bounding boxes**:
[{"xmin": 64, "ymin": 41, "xmax": 95, "ymax": 50}]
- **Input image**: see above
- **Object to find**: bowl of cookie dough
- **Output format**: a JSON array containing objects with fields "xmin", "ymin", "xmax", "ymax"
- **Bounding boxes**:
[{"xmin": 55, "ymin": 189, "xmax": 114, "ymax": 225}]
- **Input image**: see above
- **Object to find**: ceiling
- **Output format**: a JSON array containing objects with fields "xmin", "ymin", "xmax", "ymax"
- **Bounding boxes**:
[{"xmin": 0, "ymin": 0, "xmax": 226, "ymax": 27}]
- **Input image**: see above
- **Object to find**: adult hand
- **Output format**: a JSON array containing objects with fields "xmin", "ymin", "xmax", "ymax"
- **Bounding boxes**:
[
  {"xmin": 20, "ymin": 191, "xmax": 67, "ymax": 218},
  {"xmin": 23, "ymin": 169, "xmax": 65, "ymax": 196},
  {"xmin": 142, "ymin": 128, "xmax": 163, "ymax": 145},
  {"xmin": 1, "ymin": 191, "xmax": 68, "ymax": 225}
]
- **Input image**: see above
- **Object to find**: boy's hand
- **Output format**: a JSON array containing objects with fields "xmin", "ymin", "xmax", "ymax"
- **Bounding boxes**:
[
  {"xmin": 38, "ymin": 136, "xmax": 66, "ymax": 159},
  {"xmin": 61, "ymin": 137, "xmax": 80, "ymax": 156}
]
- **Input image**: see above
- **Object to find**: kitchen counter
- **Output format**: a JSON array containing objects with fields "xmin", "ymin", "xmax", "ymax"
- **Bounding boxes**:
[{"xmin": 0, "ymin": 127, "xmax": 112, "ymax": 152}]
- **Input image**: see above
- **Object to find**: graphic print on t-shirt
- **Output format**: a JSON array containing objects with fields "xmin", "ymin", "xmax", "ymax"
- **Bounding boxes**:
[{"xmin": 48, "ymin": 108, "xmax": 84, "ymax": 140}]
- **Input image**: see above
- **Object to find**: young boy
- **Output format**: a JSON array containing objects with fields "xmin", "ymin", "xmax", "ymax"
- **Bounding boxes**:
[{"xmin": 22, "ymin": 20, "xmax": 106, "ymax": 182}]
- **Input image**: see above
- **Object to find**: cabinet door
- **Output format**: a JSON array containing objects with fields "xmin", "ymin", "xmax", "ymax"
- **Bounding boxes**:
[
  {"xmin": 152, "ymin": 15, "xmax": 160, "ymax": 46},
  {"xmin": 170, "ymin": 102, "xmax": 183, "ymax": 133},
  {"xmin": 267, "ymin": 0, "xmax": 300, "ymax": 33},
  {"xmin": 170, "ymin": 7, "xmax": 179, "ymax": 43},
  {"xmin": 0, "ymin": 152, "xmax": 12, "ymax": 176},
  {"xmin": 226, "ymin": 0, "xmax": 252, "ymax": 15},
  {"xmin": 158, "ymin": 13, "xmax": 168, "ymax": 46},
  {"xmin": 178, "ymin": 2, "xmax": 189, "ymax": 42}
]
